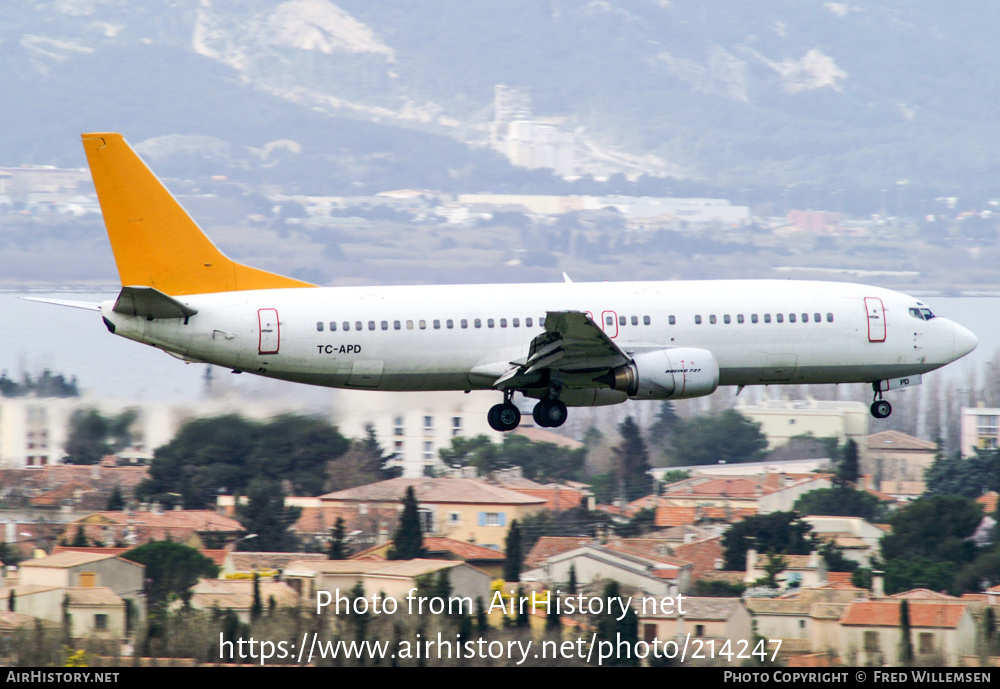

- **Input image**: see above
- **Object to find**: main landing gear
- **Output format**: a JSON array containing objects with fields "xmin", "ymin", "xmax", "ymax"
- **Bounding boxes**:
[
  {"xmin": 870, "ymin": 382, "xmax": 892, "ymax": 419},
  {"xmin": 487, "ymin": 392, "xmax": 569, "ymax": 432}
]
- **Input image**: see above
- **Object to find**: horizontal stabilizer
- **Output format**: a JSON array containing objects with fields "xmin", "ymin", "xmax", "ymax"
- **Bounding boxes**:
[
  {"xmin": 113, "ymin": 286, "xmax": 198, "ymax": 320},
  {"xmin": 23, "ymin": 297, "xmax": 101, "ymax": 311}
]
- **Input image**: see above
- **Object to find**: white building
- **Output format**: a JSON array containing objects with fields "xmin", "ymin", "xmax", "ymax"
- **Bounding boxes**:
[
  {"xmin": 960, "ymin": 406, "xmax": 1000, "ymax": 456},
  {"xmin": 736, "ymin": 397, "xmax": 869, "ymax": 451}
]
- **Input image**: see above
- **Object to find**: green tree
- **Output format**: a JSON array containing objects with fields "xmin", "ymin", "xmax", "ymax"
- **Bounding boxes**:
[
  {"xmin": 758, "ymin": 552, "xmax": 788, "ymax": 588},
  {"xmin": 7, "ymin": 589, "xmax": 14, "ymax": 612},
  {"xmin": 124, "ymin": 541, "xmax": 219, "ymax": 606},
  {"xmin": 722, "ymin": 511, "xmax": 814, "ymax": 571},
  {"xmin": 63, "ymin": 408, "xmax": 137, "ymax": 465},
  {"xmin": 387, "ymin": 486, "xmax": 423, "ymax": 560},
  {"xmin": 613, "ymin": 417, "xmax": 653, "ymax": 500},
  {"xmin": 667, "ymin": 410, "xmax": 768, "ymax": 466},
  {"xmin": 138, "ymin": 414, "xmax": 349, "ymax": 509},
  {"xmin": 880, "ymin": 495, "xmax": 983, "ymax": 594},
  {"xmin": 594, "ymin": 580, "xmax": 638, "ymax": 666},
  {"xmin": 899, "ymin": 599, "xmax": 914, "ymax": 665},
  {"xmin": 70, "ymin": 525, "xmax": 89, "ymax": 548},
  {"xmin": 250, "ymin": 572, "xmax": 263, "ymax": 621},
  {"xmin": 924, "ymin": 449, "xmax": 1000, "ymax": 498},
  {"xmin": 105, "ymin": 485, "xmax": 126, "ymax": 511},
  {"xmin": 837, "ymin": 439, "xmax": 860, "ymax": 485},
  {"xmin": 568, "ymin": 564, "xmax": 578, "ymax": 594},
  {"xmin": 236, "ymin": 479, "xmax": 301, "ymax": 552},
  {"xmin": 503, "ymin": 520, "xmax": 522, "ymax": 582},
  {"xmin": 328, "ymin": 516, "xmax": 346, "ymax": 560},
  {"xmin": 793, "ymin": 485, "xmax": 887, "ymax": 522}
]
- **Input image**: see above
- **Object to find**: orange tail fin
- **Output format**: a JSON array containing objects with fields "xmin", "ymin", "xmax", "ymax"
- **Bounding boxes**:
[{"xmin": 82, "ymin": 133, "xmax": 315, "ymax": 296}]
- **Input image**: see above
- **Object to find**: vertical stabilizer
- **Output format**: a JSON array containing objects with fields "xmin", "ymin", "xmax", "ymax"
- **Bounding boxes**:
[{"xmin": 82, "ymin": 132, "xmax": 315, "ymax": 296}]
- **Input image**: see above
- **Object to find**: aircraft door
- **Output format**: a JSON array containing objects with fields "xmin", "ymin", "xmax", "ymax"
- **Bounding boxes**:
[
  {"xmin": 864, "ymin": 297, "xmax": 886, "ymax": 342},
  {"xmin": 601, "ymin": 310, "xmax": 619, "ymax": 338},
  {"xmin": 258, "ymin": 308, "xmax": 280, "ymax": 354}
]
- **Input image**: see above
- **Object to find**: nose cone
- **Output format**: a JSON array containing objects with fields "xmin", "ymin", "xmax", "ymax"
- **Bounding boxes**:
[{"xmin": 953, "ymin": 322, "xmax": 978, "ymax": 360}]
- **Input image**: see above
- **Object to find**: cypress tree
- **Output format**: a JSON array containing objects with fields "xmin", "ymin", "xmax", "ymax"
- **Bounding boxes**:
[
  {"xmin": 250, "ymin": 572, "xmax": 263, "ymax": 621},
  {"xmin": 503, "ymin": 520, "xmax": 522, "ymax": 582},
  {"xmin": 328, "ymin": 517, "xmax": 346, "ymax": 560},
  {"xmin": 388, "ymin": 486, "xmax": 424, "ymax": 560},
  {"xmin": 899, "ymin": 599, "xmax": 913, "ymax": 664}
]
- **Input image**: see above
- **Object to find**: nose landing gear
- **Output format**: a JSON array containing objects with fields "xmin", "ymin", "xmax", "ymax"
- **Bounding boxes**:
[{"xmin": 871, "ymin": 382, "xmax": 892, "ymax": 419}]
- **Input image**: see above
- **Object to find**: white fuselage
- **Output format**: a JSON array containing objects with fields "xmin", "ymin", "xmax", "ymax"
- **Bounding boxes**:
[{"xmin": 99, "ymin": 279, "xmax": 977, "ymax": 404}]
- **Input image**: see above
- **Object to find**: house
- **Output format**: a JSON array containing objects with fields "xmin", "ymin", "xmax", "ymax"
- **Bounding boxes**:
[
  {"xmin": 521, "ymin": 543, "xmax": 691, "ymax": 596},
  {"xmin": 186, "ymin": 579, "xmax": 301, "ymax": 623},
  {"xmin": 219, "ymin": 551, "xmax": 328, "ymax": 579},
  {"xmin": 349, "ymin": 537, "xmax": 507, "ymax": 579},
  {"xmin": 64, "ymin": 508, "xmax": 245, "ymax": 550},
  {"xmin": 319, "ymin": 477, "xmax": 547, "ymax": 551},
  {"xmin": 837, "ymin": 600, "xmax": 977, "ymax": 666},
  {"xmin": 0, "ymin": 584, "xmax": 127, "ymax": 643},
  {"xmin": 638, "ymin": 597, "xmax": 752, "ymax": 651},
  {"xmin": 744, "ymin": 549, "xmax": 827, "ymax": 590},
  {"xmin": 18, "ymin": 551, "xmax": 145, "ymax": 616},
  {"xmin": 802, "ymin": 516, "xmax": 888, "ymax": 568},
  {"xmin": 865, "ymin": 430, "xmax": 937, "ymax": 496},
  {"xmin": 745, "ymin": 585, "xmax": 868, "ymax": 656},
  {"xmin": 283, "ymin": 559, "xmax": 494, "ymax": 607}
]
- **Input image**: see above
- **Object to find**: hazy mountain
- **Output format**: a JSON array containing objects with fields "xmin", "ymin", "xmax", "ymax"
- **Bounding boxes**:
[{"xmin": 3, "ymin": 1, "xmax": 999, "ymax": 192}]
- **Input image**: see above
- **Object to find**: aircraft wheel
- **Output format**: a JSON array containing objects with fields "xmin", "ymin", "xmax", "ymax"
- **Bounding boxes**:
[
  {"xmin": 533, "ymin": 402, "xmax": 550, "ymax": 427},
  {"xmin": 534, "ymin": 400, "xmax": 568, "ymax": 428},
  {"xmin": 870, "ymin": 400, "xmax": 892, "ymax": 419},
  {"xmin": 489, "ymin": 403, "xmax": 521, "ymax": 432}
]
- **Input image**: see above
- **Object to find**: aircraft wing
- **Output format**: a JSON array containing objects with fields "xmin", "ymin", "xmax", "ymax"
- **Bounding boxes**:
[{"xmin": 493, "ymin": 310, "xmax": 630, "ymax": 390}]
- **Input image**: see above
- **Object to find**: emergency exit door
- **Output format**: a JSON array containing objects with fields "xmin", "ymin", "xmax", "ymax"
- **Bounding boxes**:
[{"xmin": 258, "ymin": 308, "xmax": 280, "ymax": 354}]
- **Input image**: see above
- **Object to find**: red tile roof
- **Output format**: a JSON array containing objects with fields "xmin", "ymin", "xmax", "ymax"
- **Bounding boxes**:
[
  {"xmin": 840, "ymin": 601, "xmax": 967, "ymax": 628},
  {"xmin": 524, "ymin": 537, "xmax": 591, "ymax": 570}
]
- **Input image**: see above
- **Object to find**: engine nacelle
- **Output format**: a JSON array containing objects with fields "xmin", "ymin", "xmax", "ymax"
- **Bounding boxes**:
[{"xmin": 599, "ymin": 348, "xmax": 719, "ymax": 400}]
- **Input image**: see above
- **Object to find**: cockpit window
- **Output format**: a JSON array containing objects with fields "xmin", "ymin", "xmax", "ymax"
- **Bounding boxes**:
[{"xmin": 910, "ymin": 306, "xmax": 937, "ymax": 321}]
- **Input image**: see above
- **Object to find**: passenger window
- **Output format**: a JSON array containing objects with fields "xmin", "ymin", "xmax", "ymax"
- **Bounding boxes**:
[
  {"xmin": 776, "ymin": 314, "xmax": 783, "ymax": 323},
  {"xmin": 330, "ymin": 322, "xmax": 337, "ymax": 331},
  {"xmin": 487, "ymin": 319, "xmax": 494, "ymax": 328},
  {"xmin": 368, "ymin": 321, "xmax": 375, "ymax": 330},
  {"xmin": 500, "ymin": 318, "xmax": 507, "ymax": 328},
  {"xmin": 668, "ymin": 315, "xmax": 675, "ymax": 325},
  {"xmin": 475, "ymin": 319, "xmax": 482, "ymax": 328},
  {"xmin": 802, "ymin": 313, "xmax": 808, "ymax": 323},
  {"xmin": 419, "ymin": 320, "xmax": 426, "ymax": 330},
  {"xmin": 540, "ymin": 316, "xmax": 546, "ymax": 327},
  {"xmin": 619, "ymin": 315, "xmax": 626, "ymax": 326},
  {"xmin": 461, "ymin": 319, "xmax": 468, "ymax": 329},
  {"xmin": 695, "ymin": 315, "xmax": 702, "ymax": 325},
  {"xmin": 737, "ymin": 314, "xmax": 744, "ymax": 324},
  {"xmin": 394, "ymin": 320, "xmax": 401, "ymax": 330},
  {"xmin": 814, "ymin": 313, "xmax": 821, "ymax": 323},
  {"xmin": 406, "ymin": 320, "xmax": 414, "ymax": 330},
  {"xmin": 513, "ymin": 318, "xmax": 520, "ymax": 327},
  {"xmin": 433, "ymin": 320, "xmax": 441, "ymax": 329},
  {"xmin": 789, "ymin": 313, "xmax": 796, "ymax": 323},
  {"xmin": 606, "ymin": 315, "xmax": 614, "ymax": 326},
  {"xmin": 751, "ymin": 314, "xmax": 758, "ymax": 324},
  {"xmin": 644, "ymin": 315, "xmax": 651, "ymax": 325},
  {"xmin": 827, "ymin": 313, "xmax": 834, "ymax": 322},
  {"xmin": 526, "ymin": 317, "xmax": 533, "ymax": 327},
  {"xmin": 631, "ymin": 316, "xmax": 638, "ymax": 326},
  {"xmin": 447, "ymin": 319, "xmax": 454, "ymax": 329},
  {"xmin": 355, "ymin": 321, "xmax": 362, "ymax": 331},
  {"xmin": 724, "ymin": 315, "xmax": 731, "ymax": 324},
  {"xmin": 381, "ymin": 320, "xmax": 388, "ymax": 330},
  {"xmin": 316, "ymin": 322, "xmax": 324, "ymax": 332},
  {"xmin": 764, "ymin": 314, "xmax": 771, "ymax": 323},
  {"xmin": 709, "ymin": 315, "xmax": 717, "ymax": 324},
  {"xmin": 343, "ymin": 322, "xmax": 350, "ymax": 331}
]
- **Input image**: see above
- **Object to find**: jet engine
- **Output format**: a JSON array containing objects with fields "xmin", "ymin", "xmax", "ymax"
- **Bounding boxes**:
[{"xmin": 597, "ymin": 348, "xmax": 719, "ymax": 400}]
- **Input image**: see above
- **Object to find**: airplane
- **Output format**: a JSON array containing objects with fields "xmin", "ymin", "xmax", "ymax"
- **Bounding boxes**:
[{"xmin": 35, "ymin": 133, "xmax": 979, "ymax": 433}]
